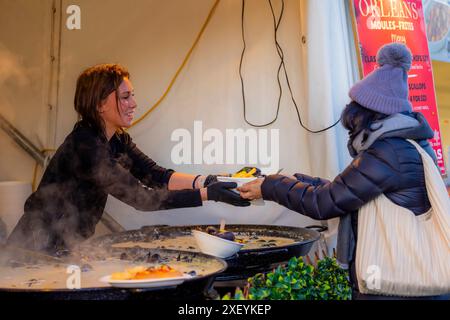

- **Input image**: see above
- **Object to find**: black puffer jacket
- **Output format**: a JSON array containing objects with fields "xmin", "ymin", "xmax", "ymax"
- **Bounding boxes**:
[
  {"xmin": 261, "ymin": 112, "xmax": 435, "ymax": 219},
  {"xmin": 263, "ymin": 138, "xmax": 431, "ymax": 218}
]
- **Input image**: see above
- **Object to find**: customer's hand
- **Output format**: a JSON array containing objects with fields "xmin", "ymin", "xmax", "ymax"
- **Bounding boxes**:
[
  {"xmin": 237, "ymin": 178, "xmax": 264, "ymax": 200},
  {"xmin": 207, "ymin": 182, "xmax": 251, "ymax": 207}
]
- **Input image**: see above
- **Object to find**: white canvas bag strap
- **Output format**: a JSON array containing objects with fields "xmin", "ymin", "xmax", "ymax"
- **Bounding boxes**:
[{"xmin": 406, "ymin": 139, "xmax": 450, "ymax": 246}]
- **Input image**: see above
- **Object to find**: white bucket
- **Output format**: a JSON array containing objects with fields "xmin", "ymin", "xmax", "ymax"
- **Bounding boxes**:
[{"xmin": 0, "ymin": 181, "xmax": 32, "ymax": 238}]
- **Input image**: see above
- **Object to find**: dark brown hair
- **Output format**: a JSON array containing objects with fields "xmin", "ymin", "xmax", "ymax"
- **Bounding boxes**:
[
  {"xmin": 341, "ymin": 101, "xmax": 388, "ymax": 137},
  {"xmin": 74, "ymin": 64, "xmax": 130, "ymax": 134}
]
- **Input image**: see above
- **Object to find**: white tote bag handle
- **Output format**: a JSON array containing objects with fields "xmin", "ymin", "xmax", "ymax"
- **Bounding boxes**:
[{"xmin": 407, "ymin": 139, "xmax": 450, "ymax": 245}]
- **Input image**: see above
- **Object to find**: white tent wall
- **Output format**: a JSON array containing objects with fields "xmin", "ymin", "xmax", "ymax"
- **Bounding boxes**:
[
  {"xmin": 0, "ymin": 0, "xmax": 53, "ymax": 182},
  {"xmin": 0, "ymin": 0, "xmax": 357, "ymax": 251},
  {"xmin": 298, "ymin": 0, "xmax": 359, "ymax": 250}
]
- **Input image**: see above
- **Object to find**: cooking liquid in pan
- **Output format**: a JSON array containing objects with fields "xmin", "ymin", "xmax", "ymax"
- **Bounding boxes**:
[
  {"xmin": 0, "ymin": 257, "xmax": 224, "ymax": 290},
  {"xmin": 111, "ymin": 235, "xmax": 297, "ymax": 251}
]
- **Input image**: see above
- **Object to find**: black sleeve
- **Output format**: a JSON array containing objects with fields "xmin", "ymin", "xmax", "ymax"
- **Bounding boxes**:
[
  {"xmin": 122, "ymin": 134, "xmax": 175, "ymax": 186},
  {"xmin": 76, "ymin": 137, "xmax": 201, "ymax": 211},
  {"xmin": 261, "ymin": 144, "xmax": 400, "ymax": 220}
]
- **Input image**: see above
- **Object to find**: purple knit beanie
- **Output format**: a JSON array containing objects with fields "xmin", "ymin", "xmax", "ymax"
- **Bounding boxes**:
[{"xmin": 349, "ymin": 43, "xmax": 413, "ymax": 115}]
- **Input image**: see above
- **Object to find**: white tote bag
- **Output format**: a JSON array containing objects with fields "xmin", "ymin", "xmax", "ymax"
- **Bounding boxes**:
[{"xmin": 356, "ymin": 139, "xmax": 450, "ymax": 297}]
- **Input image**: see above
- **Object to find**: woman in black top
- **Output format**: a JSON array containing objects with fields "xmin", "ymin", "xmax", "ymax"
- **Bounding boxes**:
[{"xmin": 8, "ymin": 64, "xmax": 249, "ymax": 254}]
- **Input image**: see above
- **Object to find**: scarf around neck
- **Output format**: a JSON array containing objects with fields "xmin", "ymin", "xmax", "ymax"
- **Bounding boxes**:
[{"xmin": 347, "ymin": 112, "xmax": 433, "ymax": 158}]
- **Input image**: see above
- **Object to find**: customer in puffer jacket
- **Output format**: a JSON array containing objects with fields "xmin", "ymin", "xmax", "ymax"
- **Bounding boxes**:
[{"xmin": 238, "ymin": 43, "xmax": 448, "ymax": 299}]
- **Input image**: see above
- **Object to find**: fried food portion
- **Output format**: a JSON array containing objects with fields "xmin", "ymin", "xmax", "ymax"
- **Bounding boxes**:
[
  {"xmin": 232, "ymin": 167, "xmax": 258, "ymax": 178},
  {"xmin": 111, "ymin": 265, "xmax": 183, "ymax": 280}
]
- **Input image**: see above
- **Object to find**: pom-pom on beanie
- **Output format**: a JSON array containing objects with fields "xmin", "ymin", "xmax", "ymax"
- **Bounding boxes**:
[{"xmin": 349, "ymin": 43, "xmax": 413, "ymax": 115}]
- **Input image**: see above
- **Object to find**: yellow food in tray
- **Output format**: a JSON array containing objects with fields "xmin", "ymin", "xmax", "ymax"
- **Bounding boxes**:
[
  {"xmin": 232, "ymin": 167, "xmax": 259, "ymax": 178},
  {"xmin": 111, "ymin": 265, "xmax": 183, "ymax": 280}
]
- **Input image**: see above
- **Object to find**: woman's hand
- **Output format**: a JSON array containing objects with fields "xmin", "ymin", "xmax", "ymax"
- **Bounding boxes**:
[
  {"xmin": 196, "ymin": 175, "xmax": 218, "ymax": 188},
  {"xmin": 237, "ymin": 178, "xmax": 264, "ymax": 200},
  {"xmin": 204, "ymin": 182, "xmax": 251, "ymax": 207},
  {"xmin": 168, "ymin": 173, "xmax": 218, "ymax": 190}
]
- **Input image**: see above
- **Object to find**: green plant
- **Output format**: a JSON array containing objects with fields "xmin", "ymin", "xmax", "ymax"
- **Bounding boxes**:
[{"xmin": 222, "ymin": 256, "xmax": 352, "ymax": 300}]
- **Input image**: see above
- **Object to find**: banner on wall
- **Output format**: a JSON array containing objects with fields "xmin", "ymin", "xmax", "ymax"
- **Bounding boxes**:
[{"xmin": 351, "ymin": 0, "xmax": 447, "ymax": 175}]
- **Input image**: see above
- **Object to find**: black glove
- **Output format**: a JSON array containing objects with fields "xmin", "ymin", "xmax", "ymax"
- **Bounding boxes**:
[
  {"xmin": 207, "ymin": 182, "xmax": 251, "ymax": 207},
  {"xmin": 203, "ymin": 175, "xmax": 218, "ymax": 187}
]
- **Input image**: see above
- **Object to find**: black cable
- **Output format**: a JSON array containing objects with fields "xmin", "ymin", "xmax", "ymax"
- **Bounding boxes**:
[
  {"xmin": 240, "ymin": 0, "xmax": 281, "ymax": 127},
  {"xmin": 239, "ymin": 0, "xmax": 342, "ymax": 133},
  {"xmin": 268, "ymin": 0, "xmax": 341, "ymax": 133}
]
